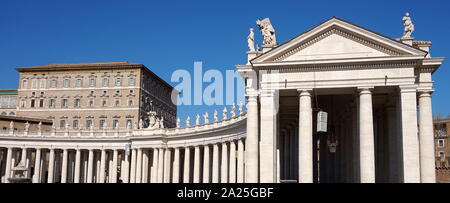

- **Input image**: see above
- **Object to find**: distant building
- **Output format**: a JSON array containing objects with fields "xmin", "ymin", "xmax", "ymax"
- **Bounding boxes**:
[
  {"xmin": 15, "ymin": 62, "xmax": 177, "ymax": 131},
  {"xmin": 434, "ymin": 117, "xmax": 450, "ymax": 183},
  {"xmin": 0, "ymin": 115, "xmax": 53, "ymax": 134},
  {"xmin": 0, "ymin": 89, "xmax": 17, "ymax": 116}
]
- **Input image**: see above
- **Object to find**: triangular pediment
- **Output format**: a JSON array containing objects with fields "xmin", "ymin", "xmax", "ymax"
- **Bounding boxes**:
[{"xmin": 252, "ymin": 17, "xmax": 427, "ymax": 63}]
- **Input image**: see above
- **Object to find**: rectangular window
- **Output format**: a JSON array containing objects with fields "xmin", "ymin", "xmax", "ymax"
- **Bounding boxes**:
[
  {"xmin": 49, "ymin": 99, "xmax": 55, "ymax": 108},
  {"xmin": 21, "ymin": 100, "xmax": 26, "ymax": 108},
  {"xmin": 39, "ymin": 99, "xmax": 44, "ymax": 108},
  {"xmin": 115, "ymin": 78, "xmax": 122, "ymax": 86},
  {"xmin": 128, "ymin": 77, "xmax": 135, "ymax": 86},
  {"xmin": 113, "ymin": 120, "xmax": 119, "ymax": 129},
  {"xmin": 76, "ymin": 79, "xmax": 82, "ymax": 87},
  {"xmin": 73, "ymin": 120, "xmax": 79, "ymax": 129},
  {"xmin": 22, "ymin": 80, "xmax": 28, "ymax": 89},
  {"xmin": 75, "ymin": 98, "xmax": 81, "ymax": 108},
  {"xmin": 89, "ymin": 78, "xmax": 96, "ymax": 87},
  {"xmin": 102, "ymin": 101, "xmax": 107, "ymax": 107},
  {"xmin": 128, "ymin": 100, "xmax": 133, "ymax": 107},
  {"xmin": 99, "ymin": 120, "xmax": 105, "ymax": 129},
  {"xmin": 86, "ymin": 120, "xmax": 93, "ymax": 129},
  {"xmin": 62, "ymin": 99, "xmax": 68, "ymax": 108},
  {"xmin": 438, "ymin": 139, "xmax": 445, "ymax": 148},
  {"xmin": 39, "ymin": 79, "xmax": 46, "ymax": 89},
  {"xmin": 102, "ymin": 78, "xmax": 109, "ymax": 87},
  {"xmin": 126, "ymin": 119, "xmax": 133, "ymax": 129},
  {"xmin": 31, "ymin": 79, "xmax": 37, "ymax": 89},
  {"xmin": 63, "ymin": 79, "xmax": 70, "ymax": 88},
  {"xmin": 60, "ymin": 120, "xmax": 66, "ymax": 129},
  {"xmin": 115, "ymin": 100, "xmax": 120, "ymax": 107},
  {"xmin": 50, "ymin": 80, "xmax": 57, "ymax": 88},
  {"xmin": 89, "ymin": 100, "xmax": 94, "ymax": 107},
  {"xmin": 31, "ymin": 99, "xmax": 35, "ymax": 108}
]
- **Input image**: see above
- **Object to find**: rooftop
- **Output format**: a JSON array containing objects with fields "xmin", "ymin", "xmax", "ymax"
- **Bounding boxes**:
[
  {"xmin": 16, "ymin": 62, "xmax": 144, "ymax": 72},
  {"xmin": 0, "ymin": 115, "xmax": 53, "ymax": 124}
]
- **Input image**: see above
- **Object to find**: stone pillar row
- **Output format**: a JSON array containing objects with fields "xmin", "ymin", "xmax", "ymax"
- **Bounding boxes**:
[{"xmin": 0, "ymin": 139, "xmax": 246, "ymax": 183}]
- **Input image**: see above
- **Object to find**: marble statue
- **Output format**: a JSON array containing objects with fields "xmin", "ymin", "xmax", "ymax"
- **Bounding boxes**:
[
  {"xmin": 160, "ymin": 117, "xmax": 164, "ymax": 129},
  {"xmin": 204, "ymin": 112, "xmax": 209, "ymax": 124},
  {"xmin": 154, "ymin": 117, "xmax": 161, "ymax": 129},
  {"xmin": 214, "ymin": 110, "xmax": 219, "ymax": 122},
  {"xmin": 247, "ymin": 28, "xmax": 255, "ymax": 51},
  {"xmin": 38, "ymin": 122, "xmax": 42, "ymax": 132},
  {"xmin": 196, "ymin": 114, "xmax": 200, "ymax": 126},
  {"xmin": 25, "ymin": 122, "xmax": 30, "ymax": 132},
  {"xmin": 230, "ymin": 103, "xmax": 236, "ymax": 117},
  {"xmin": 139, "ymin": 118, "xmax": 144, "ymax": 129},
  {"xmin": 402, "ymin": 12, "xmax": 414, "ymax": 39},
  {"xmin": 148, "ymin": 111, "xmax": 157, "ymax": 129},
  {"xmin": 223, "ymin": 107, "xmax": 228, "ymax": 120},
  {"xmin": 127, "ymin": 121, "xmax": 132, "ymax": 129},
  {"xmin": 9, "ymin": 121, "xmax": 14, "ymax": 131},
  {"xmin": 238, "ymin": 102, "xmax": 244, "ymax": 114},
  {"xmin": 176, "ymin": 117, "xmax": 181, "ymax": 128},
  {"xmin": 256, "ymin": 18, "xmax": 277, "ymax": 46},
  {"xmin": 186, "ymin": 116, "xmax": 191, "ymax": 127}
]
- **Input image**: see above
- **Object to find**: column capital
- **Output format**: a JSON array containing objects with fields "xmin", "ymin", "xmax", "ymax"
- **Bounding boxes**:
[
  {"xmin": 417, "ymin": 89, "xmax": 435, "ymax": 97},
  {"xmin": 357, "ymin": 87, "xmax": 374, "ymax": 95},
  {"xmin": 297, "ymin": 89, "xmax": 313, "ymax": 96},
  {"xmin": 260, "ymin": 89, "xmax": 277, "ymax": 98},
  {"xmin": 398, "ymin": 85, "xmax": 418, "ymax": 93}
]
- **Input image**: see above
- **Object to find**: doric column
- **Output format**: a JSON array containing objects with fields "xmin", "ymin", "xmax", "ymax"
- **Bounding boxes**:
[
  {"xmin": 203, "ymin": 145, "xmax": 210, "ymax": 183},
  {"xmin": 142, "ymin": 150, "xmax": 149, "ymax": 183},
  {"xmin": 61, "ymin": 149, "xmax": 68, "ymax": 183},
  {"xmin": 157, "ymin": 148, "xmax": 164, "ymax": 183},
  {"xmin": 47, "ymin": 148, "xmax": 55, "ymax": 183},
  {"xmin": 164, "ymin": 148, "xmax": 172, "ymax": 183},
  {"xmin": 32, "ymin": 148, "xmax": 41, "ymax": 183},
  {"xmin": 237, "ymin": 139, "xmax": 245, "ymax": 183},
  {"xmin": 221, "ymin": 142, "xmax": 229, "ymax": 183},
  {"xmin": 172, "ymin": 148, "xmax": 180, "ymax": 183},
  {"xmin": 229, "ymin": 141, "xmax": 237, "ymax": 183},
  {"xmin": 123, "ymin": 150, "xmax": 130, "ymax": 183},
  {"xmin": 99, "ymin": 149, "xmax": 106, "ymax": 183},
  {"xmin": 111, "ymin": 149, "xmax": 118, "ymax": 183},
  {"xmin": 298, "ymin": 89, "xmax": 313, "ymax": 183},
  {"xmin": 193, "ymin": 146, "xmax": 201, "ymax": 183},
  {"xmin": 129, "ymin": 148, "xmax": 137, "ymax": 183},
  {"xmin": 386, "ymin": 104, "xmax": 399, "ymax": 183},
  {"xmin": 358, "ymin": 88, "xmax": 375, "ymax": 183},
  {"xmin": 20, "ymin": 148, "xmax": 27, "ymax": 167},
  {"xmin": 399, "ymin": 86, "xmax": 421, "ymax": 183},
  {"xmin": 74, "ymin": 149, "xmax": 81, "ymax": 183},
  {"xmin": 135, "ymin": 148, "xmax": 143, "ymax": 183},
  {"xmin": 246, "ymin": 93, "xmax": 259, "ymax": 183},
  {"xmin": 418, "ymin": 91, "xmax": 436, "ymax": 183},
  {"xmin": 151, "ymin": 148, "xmax": 158, "ymax": 183},
  {"xmin": 4, "ymin": 148, "xmax": 12, "ymax": 183},
  {"xmin": 212, "ymin": 144, "xmax": 219, "ymax": 183},
  {"xmin": 260, "ymin": 90, "xmax": 279, "ymax": 183},
  {"xmin": 183, "ymin": 147, "xmax": 191, "ymax": 183},
  {"xmin": 87, "ymin": 149, "xmax": 94, "ymax": 183}
]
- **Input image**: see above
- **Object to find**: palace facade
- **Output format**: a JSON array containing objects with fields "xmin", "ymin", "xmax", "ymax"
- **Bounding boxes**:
[{"xmin": 0, "ymin": 16, "xmax": 445, "ymax": 183}]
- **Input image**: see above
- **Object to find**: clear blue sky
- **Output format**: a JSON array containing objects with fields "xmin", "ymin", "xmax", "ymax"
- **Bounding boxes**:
[{"xmin": 1, "ymin": 0, "xmax": 449, "ymax": 120}]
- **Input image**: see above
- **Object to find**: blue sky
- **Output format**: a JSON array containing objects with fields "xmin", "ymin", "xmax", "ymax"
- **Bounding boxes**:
[{"xmin": 1, "ymin": 0, "xmax": 449, "ymax": 120}]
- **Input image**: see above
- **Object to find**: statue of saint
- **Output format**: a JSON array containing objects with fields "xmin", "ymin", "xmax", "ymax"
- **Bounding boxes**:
[
  {"xmin": 223, "ymin": 107, "xmax": 228, "ymax": 120},
  {"xmin": 256, "ymin": 18, "xmax": 277, "ymax": 46},
  {"xmin": 139, "ymin": 118, "xmax": 144, "ymax": 129},
  {"xmin": 38, "ymin": 122, "xmax": 42, "ymax": 132},
  {"xmin": 238, "ymin": 102, "xmax": 244, "ymax": 114},
  {"xmin": 402, "ymin": 12, "xmax": 414, "ymax": 39},
  {"xmin": 159, "ymin": 117, "xmax": 164, "ymax": 129},
  {"xmin": 230, "ymin": 103, "xmax": 236, "ymax": 117},
  {"xmin": 195, "ymin": 114, "xmax": 200, "ymax": 126},
  {"xmin": 186, "ymin": 116, "xmax": 191, "ymax": 127},
  {"xmin": 214, "ymin": 110, "xmax": 219, "ymax": 122},
  {"xmin": 247, "ymin": 28, "xmax": 255, "ymax": 51},
  {"xmin": 25, "ymin": 122, "xmax": 30, "ymax": 132},
  {"xmin": 203, "ymin": 112, "xmax": 209, "ymax": 124},
  {"xmin": 9, "ymin": 121, "xmax": 14, "ymax": 131},
  {"xmin": 176, "ymin": 117, "xmax": 181, "ymax": 128}
]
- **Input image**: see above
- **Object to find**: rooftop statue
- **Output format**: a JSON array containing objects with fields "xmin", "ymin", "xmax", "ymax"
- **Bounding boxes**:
[
  {"xmin": 186, "ymin": 116, "xmax": 191, "ymax": 127},
  {"xmin": 230, "ymin": 103, "xmax": 236, "ymax": 117},
  {"xmin": 204, "ymin": 112, "xmax": 209, "ymax": 124},
  {"xmin": 214, "ymin": 110, "xmax": 219, "ymax": 122},
  {"xmin": 247, "ymin": 28, "xmax": 256, "ymax": 51},
  {"xmin": 196, "ymin": 114, "xmax": 200, "ymax": 126},
  {"xmin": 256, "ymin": 18, "xmax": 277, "ymax": 47},
  {"xmin": 223, "ymin": 107, "xmax": 228, "ymax": 120},
  {"xmin": 402, "ymin": 12, "xmax": 414, "ymax": 39},
  {"xmin": 176, "ymin": 117, "xmax": 181, "ymax": 128},
  {"xmin": 238, "ymin": 102, "xmax": 244, "ymax": 114}
]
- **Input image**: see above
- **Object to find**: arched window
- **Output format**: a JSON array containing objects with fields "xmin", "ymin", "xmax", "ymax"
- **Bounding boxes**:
[
  {"xmin": 9, "ymin": 112, "xmax": 15, "ymax": 116},
  {"xmin": 1, "ymin": 112, "xmax": 7, "ymax": 116}
]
